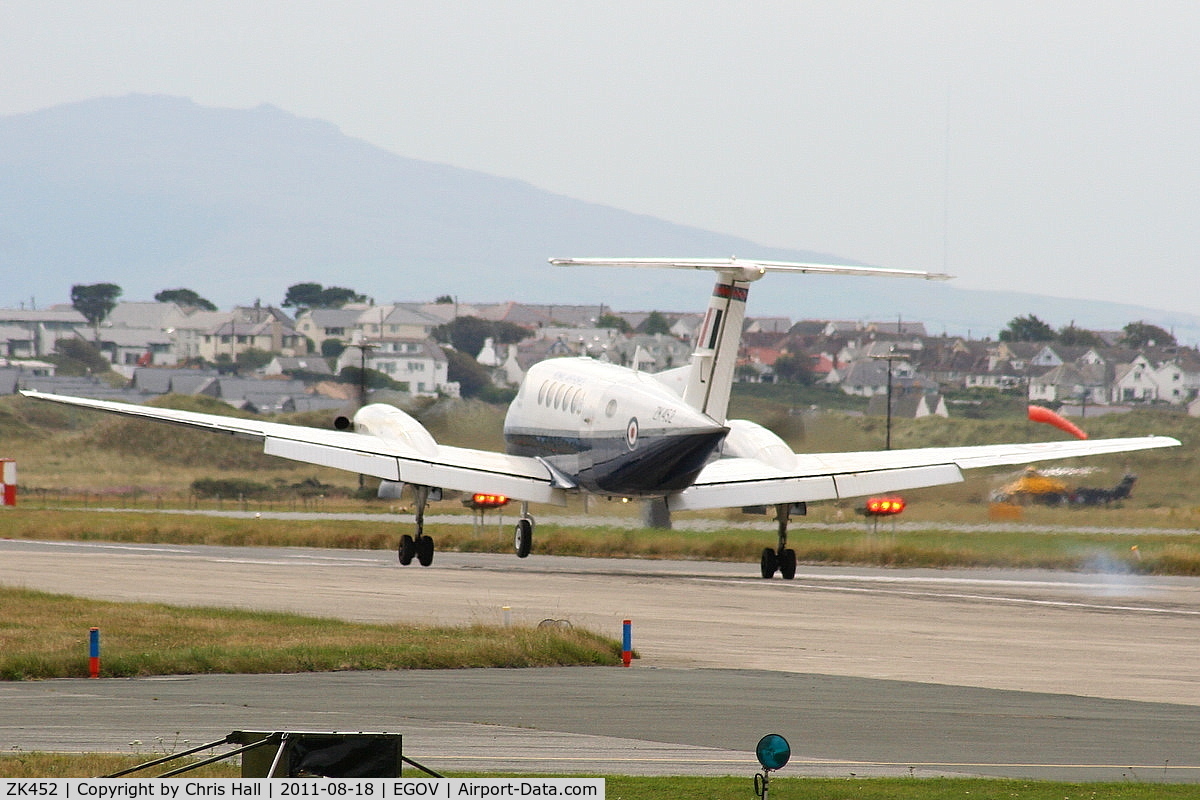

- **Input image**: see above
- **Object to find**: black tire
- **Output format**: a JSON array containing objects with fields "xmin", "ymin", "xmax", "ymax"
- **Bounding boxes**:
[
  {"xmin": 515, "ymin": 518, "xmax": 533, "ymax": 558},
  {"xmin": 760, "ymin": 547, "xmax": 778, "ymax": 579},
  {"xmin": 398, "ymin": 534, "xmax": 416, "ymax": 565},
  {"xmin": 417, "ymin": 535, "xmax": 435, "ymax": 567},
  {"xmin": 779, "ymin": 548, "xmax": 797, "ymax": 580}
]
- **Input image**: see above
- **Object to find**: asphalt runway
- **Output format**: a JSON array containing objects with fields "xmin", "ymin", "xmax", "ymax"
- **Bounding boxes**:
[{"xmin": 3, "ymin": 537, "xmax": 1200, "ymax": 781}]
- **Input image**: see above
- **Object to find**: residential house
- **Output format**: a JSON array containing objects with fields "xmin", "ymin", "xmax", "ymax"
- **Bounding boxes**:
[
  {"xmin": 669, "ymin": 314, "xmax": 705, "ymax": 342},
  {"xmin": 94, "ymin": 326, "xmax": 176, "ymax": 376},
  {"xmin": 131, "ymin": 367, "xmax": 220, "ymax": 396},
  {"xmin": 0, "ymin": 360, "xmax": 57, "ymax": 395},
  {"xmin": 0, "ymin": 307, "xmax": 88, "ymax": 358},
  {"xmin": 744, "ymin": 316, "xmax": 793, "ymax": 335},
  {"xmin": 169, "ymin": 310, "xmax": 235, "ymax": 362},
  {"xmin": 474, "ymin": 302, "xmax": 611, "ymax": 329},
  {"xmin": 0, "ymin": 325, "xmax": 38, "ymax": 359},
  {"xmin": 353, "ymin": 304, "xmax": 444, "ymax": 341},
  {"xmin": 1028, "ymin": 363, "xmax": 1109, "ymax": 405},
  {"xmin": 1110, "ymin": 355, "xmax": 1166, "ymax": 404},
  {"xmin": 338, "ymin": 339, "xmax": 455, "ymax": 397},
  {"xmin": 828, "ymin": 357, "xmax": 937, "ymax": 398},
  {"xmin": 513, "ymin": 337, "xmax": 577, "ymax": 372},
  {"xmin": 197, "ymin": 378, "xmax": 311, "ymax": 414},
  {"xmin": 866, "ymin": 320, "xmax": 928, "ymax": 337},
  {"xmin": 294, "ymin": 306, "xmax": 371, "ymax": 349},
  {"xmin": 197, "ymin": 306, "xmax": 304, "ymax": 363},
  {"xmin": 609, "ymin": 334, "xmax": 692, "ymax": 371},
  {"xmin": 18, "ymin": 374, "xmax": 145, "ymax": 402}
]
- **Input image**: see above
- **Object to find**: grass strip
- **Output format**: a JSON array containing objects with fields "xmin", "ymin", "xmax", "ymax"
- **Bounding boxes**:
[
  {"xmin": 0, "ymin": 586, "xmax": 622, "ymax": 680},
  {"xmin": 7, "ymin": 507, "xmax": 1200, "ymax": 575},
  {"xmin": 0, "ymin": 758, "xmax": 1195, "ymax": 798}
]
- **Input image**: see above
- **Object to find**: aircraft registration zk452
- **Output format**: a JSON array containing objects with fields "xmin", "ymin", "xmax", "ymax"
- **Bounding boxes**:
[{"xmin": 23, "ymin": 258, "xmax": 1181, "ymax": 579}]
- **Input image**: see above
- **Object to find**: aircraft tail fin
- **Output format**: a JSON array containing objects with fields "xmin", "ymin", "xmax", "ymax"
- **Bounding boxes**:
[{"xmin": 551, "ymin": 258, "xmax": 951, "ymax": 424}]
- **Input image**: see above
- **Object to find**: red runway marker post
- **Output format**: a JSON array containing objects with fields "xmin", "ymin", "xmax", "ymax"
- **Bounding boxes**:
[
  {"xmin": 88, "ymin": 627, "xmax": 100, "ymax": 678},
  {"xmin": 0, "ymin": 459, "xmax": 16, "ymax": 506}
]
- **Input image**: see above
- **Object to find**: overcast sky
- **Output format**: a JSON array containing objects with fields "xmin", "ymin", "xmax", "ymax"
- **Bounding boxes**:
[{"xmin": 3, "ymin": 1, "xmax": 1197, "ymax": 315}]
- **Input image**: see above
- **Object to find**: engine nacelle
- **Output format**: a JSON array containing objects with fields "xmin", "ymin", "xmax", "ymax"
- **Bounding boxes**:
[
  {"xmin": 722, "ymin": 419, "xmax": 797, "ymax": 470},
  {"xmin": 344, "ymin": 403, "xmax": 439, "ymax": 458}
]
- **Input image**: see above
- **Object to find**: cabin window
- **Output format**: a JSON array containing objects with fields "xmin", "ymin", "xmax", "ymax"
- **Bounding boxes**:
[
  {"xmin": 605, "ymin": 399, "xmax": 618, "ymax": 417},
  {"xmin": 538, "ymin": 381, "xmax": 549, "ymax": 405},
  {"xmin": 553, "ymin": 383, "xmax": 568, "ymax": 410}
]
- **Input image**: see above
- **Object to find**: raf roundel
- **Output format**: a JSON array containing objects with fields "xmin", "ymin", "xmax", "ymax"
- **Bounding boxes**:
[{"xmin": 625, "ymin": 417, "xmax": 639, "ymax": 450}]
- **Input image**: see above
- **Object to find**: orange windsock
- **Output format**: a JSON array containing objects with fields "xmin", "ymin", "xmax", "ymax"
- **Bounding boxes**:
[{"xmin": 1027, "ymin": 405, "xmax": 1087, "ymax": 440}]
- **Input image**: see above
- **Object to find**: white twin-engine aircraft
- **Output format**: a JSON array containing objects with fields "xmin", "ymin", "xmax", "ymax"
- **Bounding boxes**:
[{"xmin": 24, "ymin": 258, "xmax": 1180, "ymax": 579}]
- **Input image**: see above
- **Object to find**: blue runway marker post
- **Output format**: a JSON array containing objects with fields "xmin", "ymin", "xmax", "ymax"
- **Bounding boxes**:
[
  {"xmin": 88, "ymin": 627, "xmax": 100, "ymax": 679},
  {"xmin": 622, "ymin": 619, "xmax": 632, "ymax": 667}
]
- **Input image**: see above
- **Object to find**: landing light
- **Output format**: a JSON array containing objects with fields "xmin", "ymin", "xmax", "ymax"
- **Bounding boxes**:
[
  {"xmin": 862, "ymin": 496, "xmax": 906, "ymax": 516},
  {"xmin": 466, "ymin": 493, "xmax": 510, "ymax": 510}
]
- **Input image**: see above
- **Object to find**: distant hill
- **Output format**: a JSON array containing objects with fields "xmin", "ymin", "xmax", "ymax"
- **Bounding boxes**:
[{"xmin": 3, "ymin": 94, "xmax": 1199, "ymax": 343}]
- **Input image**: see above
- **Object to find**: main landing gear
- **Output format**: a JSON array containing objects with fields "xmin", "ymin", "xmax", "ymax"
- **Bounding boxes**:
[
  {"xmin": 514, "ymin": 501, "xmax": 534, "ymax": 558},
  {"xmin": 398, "ymin": 485, "xmax": 436, "ymax": 567},
  {"xmin": 396, "ymin": 489, "xmax": 537, "ymax": 566},
  {"xmin": 760, "ymin": 503, "xmax": 798, "ymax": 580}
]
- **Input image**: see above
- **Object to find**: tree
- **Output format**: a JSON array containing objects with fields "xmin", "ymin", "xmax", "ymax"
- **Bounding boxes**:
[
  {"xmin": 71, "ymin": 283, "xmax": 122, "ymax": 328},
  {"xmin": 321, "ymin": 338, "xmax": 346, "ymax": 358},
  {"xmin": 338, "ymin": 365, "xmax": 406, "ymax": 392},
  {"xmin": 282, "ymin": 282, "xmax": 324, "ymax": 310},
  {"xmin": 1120, "ymin": 321, "xmax": 1176, "ymax": 348},
  {"xmin": 596, "ymin": 313, "xmax": 632, "ymax": 333},
  {"xmin": 154, "ymin": 288, "xmax": 217, "ymax": 311},
  {"xmin": 442, "ymin": 346, "xmax": 491, "ymax": 398},
  {"xmin": 235, "ymin": 347, "xmax": 274, "ymax": 374},
  {"xmin": 998, "ymin": 314, "xmax": 1054, "ymax": 343},
  {"xmin": 51, "ymin": 338, "xmax": 111, "ymax": 376},
  {"xmin": 433, "ymin": 317, "xmax": 528, "ymax": 357},
  {"xmin": 1056, "ymin": 323, "xmax": 1104, "ymax": 347},
  {"xmin": 772, "ymin": 352, "xmax": 815, "ymax": 385},
  {"xmin": 282, "ymin": 283, "xmax": 366, "ymax": 311},
  {"xmin": 316, "ymin": 286, "xmax": 367, "ymax": 308},
  {"xmin": 435, "ymin": 295, "xmax": 454, "ymax": 304},
  {"xmin": 640, "ymin": 311, "xmax": 672, "ymax": 336}
]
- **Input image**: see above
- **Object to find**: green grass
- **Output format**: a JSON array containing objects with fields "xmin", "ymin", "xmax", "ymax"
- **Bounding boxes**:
[
  {"xmin": 0, "ymin": 759, "xmax": 1195, "ymax": 798},
  {"xmin": 0, "ymin": 752, "xmax": 240, "ymax": 777},
  {"xmin": 0, "ymin": 586, "xmax": 623, "ymax": 680},
  {"xmin": 6, "ymin": 392, "xmax": 1200, "ymax": 574},
  {"xmin": 603, "ymin": 776, "xmax": 1200, "ymax": 798},
  {"xmin": 6, "ymin": 505, "xmax": 1200, "ymax": 575}
]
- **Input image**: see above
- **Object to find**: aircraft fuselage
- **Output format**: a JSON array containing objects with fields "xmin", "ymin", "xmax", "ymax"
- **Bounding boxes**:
[{"xmin": 503, "ymin": 357, "xmax": 728, "ymax": 496}]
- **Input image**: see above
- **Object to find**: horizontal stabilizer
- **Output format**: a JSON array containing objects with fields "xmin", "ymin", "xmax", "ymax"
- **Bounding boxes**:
[{"xmin": 551, "ymin": 257, "xmax": 953, "ymax": 282}]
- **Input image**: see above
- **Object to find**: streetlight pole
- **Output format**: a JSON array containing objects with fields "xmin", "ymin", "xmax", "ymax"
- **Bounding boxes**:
[{"xmin": 871, "ymin": 346, "xmax": 900, "ymax": 450}]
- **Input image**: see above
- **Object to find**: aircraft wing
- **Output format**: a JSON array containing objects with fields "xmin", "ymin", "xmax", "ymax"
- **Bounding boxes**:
[
  {"xmin": 19, "ymin": 390, "xmax": 567, "ymax": 505},
  {"xmin": 668, "ymin": 436, "xmax": 1181, "ymax": 511}
]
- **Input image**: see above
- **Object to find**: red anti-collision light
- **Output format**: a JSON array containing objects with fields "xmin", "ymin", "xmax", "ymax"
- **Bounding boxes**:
[
  {"xmin": 468, "ymin": 493, "xmax": 510, "ymax": 509},
  {"xmin": 863, "ymin": 496, "xmax": 906, "ymax": 516}
]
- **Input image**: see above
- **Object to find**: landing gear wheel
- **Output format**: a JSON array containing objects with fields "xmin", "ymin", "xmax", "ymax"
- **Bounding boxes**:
[
  {"xmin": 514, "ymin": 517, "xmax": 533, "ymax": 558},
  {"xmin": 760, "ymin": 547, "xmax": 778, "ymax": 579},
  {"xmin": 398, "ymin": 534, "xmax": 416, "ymax": 565},
  {"xmin": 417, "ymin": 535, "xmax": 435, "ymax": 567},
  {"xmin": 779, "ymin": 548, "xmax": 797, "ymax": 580}
]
